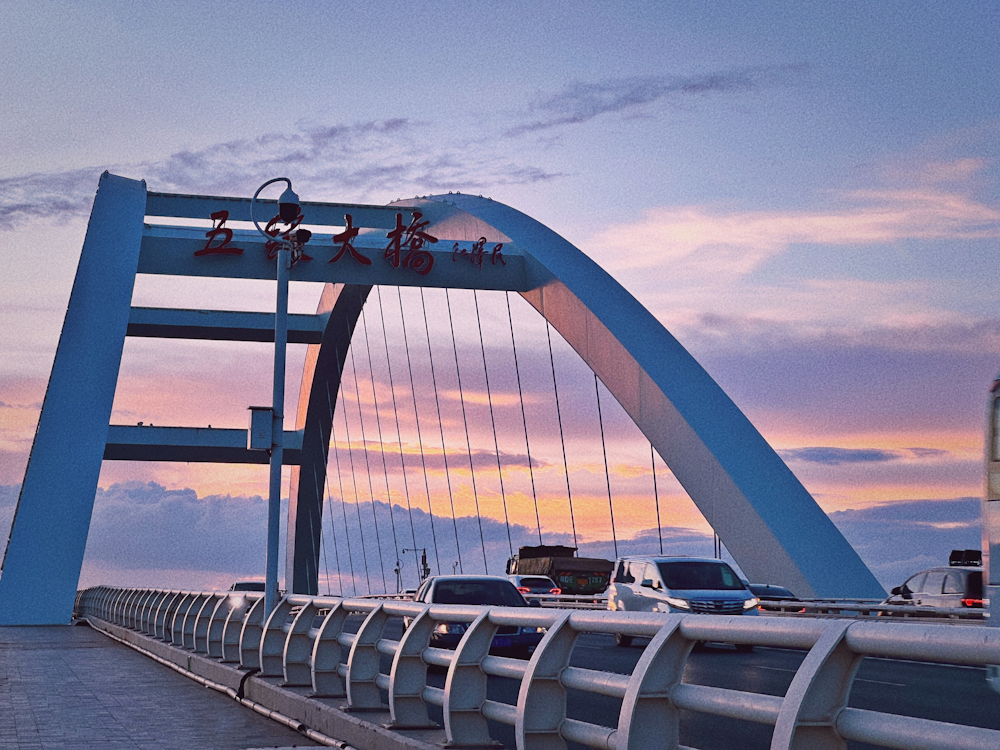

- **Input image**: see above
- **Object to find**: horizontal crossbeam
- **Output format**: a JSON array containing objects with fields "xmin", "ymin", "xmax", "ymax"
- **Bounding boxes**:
[
  {"xmin": 104, "ymin": 425, "xmax": 304, "ymax": 464},
  {"xmin": 138, "ymin": 225, "xmax": 530, "ymax": 291},
  {"xmin": 145, "ymin": 191, "xmax": 419, "ymax": 229},
  {"xmin": 127, "ymin": 307, "xmax": 326, "ymax": 343}
]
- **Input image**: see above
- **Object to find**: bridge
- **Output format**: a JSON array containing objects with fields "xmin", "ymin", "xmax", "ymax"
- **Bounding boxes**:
[{"xmin": 1, "ymin": 174, "xmax": 999, "ymax": 748}]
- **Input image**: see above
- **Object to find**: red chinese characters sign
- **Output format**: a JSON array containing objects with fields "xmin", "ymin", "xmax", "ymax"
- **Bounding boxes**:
[
  {"xmin": 194, "ymin": 208, "xmax": 509, "ymax": 277},
  {"xmin": 452, "ymin": 236, "xmax": 505, "ymax": 270}
]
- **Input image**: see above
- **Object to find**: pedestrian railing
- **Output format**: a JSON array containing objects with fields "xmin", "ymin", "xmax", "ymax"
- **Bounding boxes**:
[{"xmin": 75, "ymin": 586, "xmax": 1000, "ymax": 750}]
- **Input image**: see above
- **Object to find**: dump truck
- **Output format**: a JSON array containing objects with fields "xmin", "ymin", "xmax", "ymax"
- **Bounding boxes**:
[{"xmin": 505, "ymin": 545, "xmax": 614, "ymax": 596}]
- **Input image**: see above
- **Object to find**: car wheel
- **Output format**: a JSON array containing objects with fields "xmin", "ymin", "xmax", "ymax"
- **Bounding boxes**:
[
  {"xmin": 735, "ymin": 643, "xmax": 754, "ymax": 653},
  {"xmin": 615, "ymin": 633, "xmax": 633, "ymax": 648}
]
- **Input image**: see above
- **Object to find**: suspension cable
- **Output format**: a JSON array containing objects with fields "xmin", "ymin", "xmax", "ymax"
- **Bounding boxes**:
[
  {"xmin": 545, "ymin": 321, "xmax": 577, "ymax": 549},
  {"xmin": 360, "ymin": 298, "xmax": 401, "ymax": 589},
  {"xmin": 376, "ymin": 287, "xmax": 421, "ymax": 582},
  {"xmin": 397, "ymin": 287, "xmax": 442, "ymax": 576},
  {"xmin": 651, "ymin": 444, "xmax": 664, "ymax": 555},
  {"xmin": 420, "ymin": 288, "xmax": 463, "ymax": 575},
  {"xmin": 322, "ymin": 457, "xmax": 344, "ymax": 596},
  {"xmin": 316, "ymin": 463, "xmax": 332, "ymax": 596},
  {"xmin": 446, "ymin": 289, "xmax": 489, "ymax": 573},
  {"xmin": 336, "ymin": 352, "xmax": 373, "ymax": 594},
  {"xmin": 473, "ymin": 291, "xmax": 513, "ymax": 558},
  {"xmin": 348, "ymin": 334, "xmax": 389, "ymax": 593},
  {"xmin": 594, "ymin": 373, "xmax": 619, "ymax": 558},
  {"xmin": 326, "ymin": 382, "xmax": 356, "ymax": 596},
  {"xmin": 506, "ymin": 292, "xmax": 542, "ymax": 545}
]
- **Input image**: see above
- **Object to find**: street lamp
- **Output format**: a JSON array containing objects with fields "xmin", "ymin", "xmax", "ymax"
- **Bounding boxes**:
[{"xmin": 250, "ymin": 178, "xmax": 311, "ymax": 616}]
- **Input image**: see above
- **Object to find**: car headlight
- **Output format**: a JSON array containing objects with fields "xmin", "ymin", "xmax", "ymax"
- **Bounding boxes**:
[
  {"xmin": 434, "ymin": 622, "xmax": 467, "ymax": 635},
  {"xmin": 743, "ymin": 597, "xmax": 760, "ymax": 610},
  {"xmin": 663, "ymin": 596, "xmax": 690, "ymax": 610}
]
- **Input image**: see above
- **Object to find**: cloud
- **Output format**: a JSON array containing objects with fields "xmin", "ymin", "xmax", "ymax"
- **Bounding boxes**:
[
  {"xmin": 779, "ymin": 446, "xmax": 951, "ymax": 465},
  {"xmin": 781, "ymin": 447, "xmax": 904, "ymax": 465},
  {"xmin": 0, "ymin": 119, "xmax": 562, "ymax": 231},
  {"xmin": 507, "ymin": 66, "xmax": 804, "ymax": 136},
  {"xmin": 591, "ymin": 172, "xmax": 1000, "ymax": 279},
  {"xmin": 2, "ymin": 482, "xmax": 984, "ymax": 598},
  {"xmin": 829, "ymin": 497, "xmax": 980, "ymax": 590}
]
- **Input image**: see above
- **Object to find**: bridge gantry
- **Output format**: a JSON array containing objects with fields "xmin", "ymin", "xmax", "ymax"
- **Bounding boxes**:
[{"xmin": 0, "ymin": 173, "xmax": 883, "ymax": 625}]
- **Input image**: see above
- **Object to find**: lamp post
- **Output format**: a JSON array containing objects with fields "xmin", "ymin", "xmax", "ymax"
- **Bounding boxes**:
[{"xmin": 251, "ymin": 178, "xmax": 310, "ymax": 616}]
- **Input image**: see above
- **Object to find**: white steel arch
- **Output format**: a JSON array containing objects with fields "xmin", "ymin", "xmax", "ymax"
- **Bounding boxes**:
[
  {"xmin": 289, "ymin": 194, "xmax": 884, "ymax": 598},
  {"xmin": 0, "ymin": 174, "xmax": 882, "ymax": 626}
]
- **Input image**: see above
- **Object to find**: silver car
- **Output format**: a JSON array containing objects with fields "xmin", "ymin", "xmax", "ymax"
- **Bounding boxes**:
[{"xmin": 607, "ymin": 556, "xmax": 759, "ymax": 648}]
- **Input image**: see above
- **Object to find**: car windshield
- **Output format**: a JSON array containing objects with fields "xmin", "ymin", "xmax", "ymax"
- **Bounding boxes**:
[
  {"xmin": 432, "ymin": 580, "xmax": 527, "ymax": 606},
  {"xmin": 657, "ymin": 561, "xmax": 746, "ymax": 591}
]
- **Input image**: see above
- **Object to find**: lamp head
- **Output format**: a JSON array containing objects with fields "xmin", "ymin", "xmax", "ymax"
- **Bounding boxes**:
[{"xmin": 277, "ymin": 184, "xmax": 300, "ymax": 223}]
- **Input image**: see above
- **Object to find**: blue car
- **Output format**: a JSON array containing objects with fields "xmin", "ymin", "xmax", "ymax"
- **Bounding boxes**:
[{"xmin": 412, "ymin": 575, "xmax": 545, "ymax": 658}]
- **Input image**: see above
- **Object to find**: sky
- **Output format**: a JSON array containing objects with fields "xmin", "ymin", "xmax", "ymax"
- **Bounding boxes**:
[{"xmin": 1, "ymin": 1, "xmax": 998, "ymax": 594}]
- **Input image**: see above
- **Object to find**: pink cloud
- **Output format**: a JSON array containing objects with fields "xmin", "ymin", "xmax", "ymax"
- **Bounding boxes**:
[{"xmin": 591, "ymin": 158, "xmax": 998, "ymax": 277}]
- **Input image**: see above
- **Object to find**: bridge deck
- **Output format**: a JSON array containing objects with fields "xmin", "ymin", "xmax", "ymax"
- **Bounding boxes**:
[{"xmin": 0, "ymin": 625, "xmax": 318, "ymax": 749}]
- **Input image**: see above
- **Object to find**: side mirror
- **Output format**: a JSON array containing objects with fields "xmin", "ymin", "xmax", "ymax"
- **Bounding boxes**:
[
  {"xmin": 891, "ymin": 586, "xmax": 902, "ymax": 596},
  {"xmin": 641, "ymin": 578, "xmax": 654, "ymax": 588},
  {"xmin": 528, "ymin": 599, "xmax": 542, "ymax": 608}
]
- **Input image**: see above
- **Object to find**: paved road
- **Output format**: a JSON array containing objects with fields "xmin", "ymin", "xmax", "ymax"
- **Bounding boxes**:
[
  {"xmin": 0, "ymin": 625, "xmax": 319, "ymax": 750},
  {"xmin": 401, "ymin": 626, "xmax": 1000, "ymax": 749}
]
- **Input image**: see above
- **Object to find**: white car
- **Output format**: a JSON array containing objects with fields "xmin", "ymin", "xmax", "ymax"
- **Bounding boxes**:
[{"xmin": 607, "ymin": 556, "xmax": 759, "ymax": 648}]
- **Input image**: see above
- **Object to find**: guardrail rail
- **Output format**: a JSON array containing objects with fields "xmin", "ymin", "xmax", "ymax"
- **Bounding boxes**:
[{"xmin": 75, "ymin": 586, "xmax": 1000, "ymax": 749}]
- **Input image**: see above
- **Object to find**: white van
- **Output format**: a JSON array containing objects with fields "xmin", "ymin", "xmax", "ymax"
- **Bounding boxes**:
[{"xmin": 607, "ymin": 556, "xmax": 759, "ymax": 647}]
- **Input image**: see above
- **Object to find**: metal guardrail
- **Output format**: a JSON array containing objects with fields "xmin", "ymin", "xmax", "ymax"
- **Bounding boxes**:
[
  {"xmin": 75, "ymin": 586, "xmax": 1000, "ymax": 750},
  {"xmin": 508, "ymin": 592, "xmax": 987, "ymax": 621}
]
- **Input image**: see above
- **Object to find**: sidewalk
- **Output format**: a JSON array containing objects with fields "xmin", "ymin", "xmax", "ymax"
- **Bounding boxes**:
[{"xmin": 0, "ymin": 625, "xmax": 320, "ymax": 749}]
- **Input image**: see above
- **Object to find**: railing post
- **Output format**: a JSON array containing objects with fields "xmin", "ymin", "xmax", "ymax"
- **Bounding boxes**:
[
  {"xmin": 169, "ymin": 592, "xmax": 197, "ymax": 645},
  {"xmin": 193, "ymin": 594, "xmax": 225, "ymax": 653},
  {"xmin": 182, "ymin": 593, "xmax": 211, "ymax": 650},
  {"xmin": 155, "ymin": 591, "xmax": 182, "ymax": 640},
  {"xmin": 387, "ymin": 606, "xmax": 438, "ymax": 729},
  {"xmin": 127, "ymin": 590, "xmax": 151, "ymax": 629},
  {"xmin": 311, "ymin": 601, "xmax": 350, "ymax": 697},
  {"xmin": 771, "ymin": 619, "xmax": 859, "ymax": 749},
  {"xmin": 283, "ymin": 599, "xmax": 324, "ymax": 686},
  {"xmin": 113, "ymin": 588, "xmax": 133, "ymax": 624},
  {"xmin": 515, "ymin": 611, "xmax": 575, "ymax": 749},
  {"xmin": 239, "ymin": 596, "xmax": 268, "ymax": 669},
  {"xmin": 345, "ymin": 603, "xmax": 390, "ymax": 711},
  {"xmin": 207, "ymin": 594, "xmax": 238, "ymax": 658},
  {"xmin": 222, "ymin": 593, "xmax": 259, "ymax": 663},
  {"xmin": 139, "ymin": 590, "xmax": 163, "ymax": 635},
  {"xmin": 440, "ymin": 609, "xmax": 497, "ymax": 743},
  {"xmin": 259, "ymin": 596, "xmax": 295, "ymax": 677},
  {"xmin": 617, "ymin": 617, "xmax": 691, "ymax": 749}
]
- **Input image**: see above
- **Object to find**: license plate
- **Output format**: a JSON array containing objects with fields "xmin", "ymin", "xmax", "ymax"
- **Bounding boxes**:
[{"xmin": 492, "ymin": 637, "xmax": 512, "ymax": 648}]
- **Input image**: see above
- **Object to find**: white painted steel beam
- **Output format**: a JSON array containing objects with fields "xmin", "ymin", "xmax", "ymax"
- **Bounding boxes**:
[
  {"xmin": 103, "ymin": 425, "xmax": 304, "ymax": 464},
  {"xmin": 127, "ymin": 306, "xmax": 327, "ymax": 343},
  {"xmin": 433, "ymin": 193, "xmax": 886, "ymax": 599},
  {"xmin": 137, "ymin": 224, "xmax": 528, "ymax": 291},
  {"xmin": 0, "ymin": 173, "xmax": 147, "ymax": 625}
]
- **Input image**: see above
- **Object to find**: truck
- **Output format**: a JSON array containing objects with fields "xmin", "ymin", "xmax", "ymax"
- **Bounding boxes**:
[{"xmin": 505, "ymin": 545, "xmax": 614, "ymax": 596}]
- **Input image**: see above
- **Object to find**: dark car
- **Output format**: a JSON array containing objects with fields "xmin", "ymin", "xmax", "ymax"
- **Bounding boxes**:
[
  {"xmin": 506, "ymin": 575, "xmax": 561, "ymax": 596},
  {"xmin": 882, "ymin": 552, "xmax": 984, "ymax": 616},
  {"xmin": 746, "ymin": 583, "xmax": 801, "ymax": 612},
  {"xmin": 412, "ymin": 575, "xmax": 545, "ymax": 657},
  {"xmin": 230, "ymin": 581, "xmax": 265, "ymax": 592}
]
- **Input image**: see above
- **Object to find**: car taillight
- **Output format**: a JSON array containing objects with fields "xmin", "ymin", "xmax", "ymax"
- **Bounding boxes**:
[
  {"xmin": 962, "ymin": 598, "xmax": 984, "ymax": 607},
  {"xmin": 517, "ymin": 586, "xmax": 530, "ymax": 594},
  {"xmin": 549, "ymin": 588, "xmax": 562, "ymax": 595}
]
